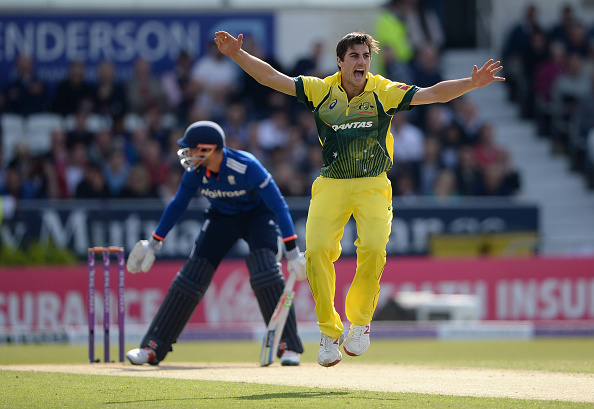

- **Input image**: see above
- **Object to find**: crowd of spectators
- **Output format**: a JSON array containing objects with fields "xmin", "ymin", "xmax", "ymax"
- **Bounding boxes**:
[
  {"xmin": 376, "ymin": 0, "xmax": 521, "ymax": 201},
  {"xmin": 501, "ymin": 2, "xmax": 594, "ymax": 189},
  {"xmin": 1, "ymin": 0, "xmax": 523, "ymax": 204}
]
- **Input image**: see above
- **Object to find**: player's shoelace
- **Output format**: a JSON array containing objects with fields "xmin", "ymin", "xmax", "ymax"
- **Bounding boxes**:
[
  {"xmin": 320, "ymin": 334, "xmax": 340, "ymax": 351},
  {"xmin": 350, "ymin": 325, "xmax": 368, "ymax": 342}
]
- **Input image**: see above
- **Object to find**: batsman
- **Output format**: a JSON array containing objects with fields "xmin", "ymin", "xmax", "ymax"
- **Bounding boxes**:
[{"xmin": 126, "ymin": 121, "xmax": 306, "ymax": 366}]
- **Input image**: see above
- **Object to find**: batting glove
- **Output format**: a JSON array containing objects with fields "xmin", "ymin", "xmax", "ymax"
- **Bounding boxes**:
[
  {"xmin": 126, "ymin": 236, "xmax": 163, "ymax": 273},
  {"xmin": 286, "ymin": 247, "xmax": 307, "ymax": 281}
]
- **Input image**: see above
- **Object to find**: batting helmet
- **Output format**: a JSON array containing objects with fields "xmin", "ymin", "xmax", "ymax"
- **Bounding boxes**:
[
  {"xmin": 177, "ymin": 121, "xmax": 226, "ymax": 172},
  {"xmin": 177, "ymin": 121, "xmax": 226, "ymax": 149}
]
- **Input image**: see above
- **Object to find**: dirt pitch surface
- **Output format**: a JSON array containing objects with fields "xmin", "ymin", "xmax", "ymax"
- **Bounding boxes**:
[{"xmin": 2, "ymin": 363, "xmax": 594, "ymax": 403}]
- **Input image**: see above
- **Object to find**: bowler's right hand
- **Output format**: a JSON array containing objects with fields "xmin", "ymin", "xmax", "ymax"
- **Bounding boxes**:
[
  {"xmin": 126, "ymin": 238, "xmax": 163, "ymax": 273},
  {"xmin": 214, "ymin": 31, "xmax": 243, "ymax": 56}
]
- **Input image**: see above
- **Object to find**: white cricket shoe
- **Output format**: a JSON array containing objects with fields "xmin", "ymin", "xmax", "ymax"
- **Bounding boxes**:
[
  {"xmin": 317, "ymin": 333, "xmax": 345, "ymax": 367},
  {"xmin": 280, "ymin": 350, "xmax": 301, "ymax": 366},
  {"xmin": 126, "ymin": 347, "xmax": 157, "ymax": 365},
  {"xmin": 343, "ymin": 323, "xmax": 371, "ymax": 356}
]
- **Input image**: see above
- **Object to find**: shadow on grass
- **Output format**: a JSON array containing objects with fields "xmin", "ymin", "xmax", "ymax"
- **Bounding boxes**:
[
  {"xmin": 239, "ymin": 391, "xmax": 350, "ymax": 400},
  {"xmin": 236, "ymin": 391, "xmax": 407, "ymax": 404},
  {"xmin": 107, "ymin": 390, "xmax": 403, "ymax": 405}
]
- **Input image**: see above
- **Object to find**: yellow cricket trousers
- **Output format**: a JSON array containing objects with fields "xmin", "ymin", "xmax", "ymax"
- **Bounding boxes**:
[{"xmin": 305, "ymin": 172, "xmax": 393, "ymax": 338}]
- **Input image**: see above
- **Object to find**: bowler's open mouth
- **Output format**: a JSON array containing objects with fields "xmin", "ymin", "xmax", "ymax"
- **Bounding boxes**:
[{"xmin": 354, "ymin": 68, "xmax": 365, "ymax": 78}]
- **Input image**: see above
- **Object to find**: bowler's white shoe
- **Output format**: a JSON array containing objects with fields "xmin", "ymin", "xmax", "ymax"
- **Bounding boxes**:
[
  {"xmin": 343, "ymin": 323, "xmax": 370, "ymax": 356},
  {"xmin": 280, "ymin": 350, "xmax": 301, "ymax": 366},
  {"xmin": 317, "ymin": 333, "xmax": 345, "ymax": 367},
  {"xmin": 126, "ymin": 347, "xmax": 158, "ymax": 365}
]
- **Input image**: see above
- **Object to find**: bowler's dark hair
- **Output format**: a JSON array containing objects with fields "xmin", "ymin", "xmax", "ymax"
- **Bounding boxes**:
[{"xmin": 335, "ymin": 31, "xmax": 380, "ymax": 68}]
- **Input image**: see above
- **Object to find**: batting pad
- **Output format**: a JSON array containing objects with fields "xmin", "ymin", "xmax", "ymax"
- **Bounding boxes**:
[
  {"xmin": 248, "ymin": 249, "xmax": 303, "ymax": 355},
  {"xmin": 141, "ymin": 258, "xmax": 214, "ymax": 362}
]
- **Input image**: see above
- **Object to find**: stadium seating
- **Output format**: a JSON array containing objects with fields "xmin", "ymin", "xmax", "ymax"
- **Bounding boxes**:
[
  {"xmin": 1, "ymin": 114, "xmax": 25, "ymax": 162},
  {"xmin": 23, "ymin": 113, "xmax": 64, "ymax": 157},
  {"xmin": 124, "ymin": 113, "xmax": 145, "ymax": 132}
]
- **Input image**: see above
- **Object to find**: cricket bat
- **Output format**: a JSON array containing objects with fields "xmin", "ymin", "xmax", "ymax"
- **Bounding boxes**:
[{"xmin": 259, "ymin": 272, "xmax": 296, "ymax": 366}]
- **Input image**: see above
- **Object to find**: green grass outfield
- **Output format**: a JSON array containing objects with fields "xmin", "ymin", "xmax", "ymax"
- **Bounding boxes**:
[{"xmin": 1, "ymin": 338, "xmax": 594, "ymax": 408}]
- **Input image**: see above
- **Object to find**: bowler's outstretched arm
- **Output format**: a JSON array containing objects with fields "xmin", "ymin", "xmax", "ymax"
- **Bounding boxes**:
[{"xmin": 214, "ymin": 31, "xmax": 297, "ymax": 96}]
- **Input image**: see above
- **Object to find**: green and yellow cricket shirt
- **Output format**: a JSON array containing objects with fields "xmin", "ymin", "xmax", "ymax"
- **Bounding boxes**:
[{"xmin": 294, "ymin": 72, "xmax": 418, "ymax": 179}]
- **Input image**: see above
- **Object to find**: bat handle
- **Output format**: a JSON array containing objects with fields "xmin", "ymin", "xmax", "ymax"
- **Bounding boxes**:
[{"xmin": 285, "ymin": 271, "xmax": 297, "ymax": 292}]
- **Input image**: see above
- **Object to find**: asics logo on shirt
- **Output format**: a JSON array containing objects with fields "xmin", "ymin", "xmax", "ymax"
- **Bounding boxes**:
[{"xmin": 331, "ymin": 121, "xmax": 373, "ymax": 131}]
